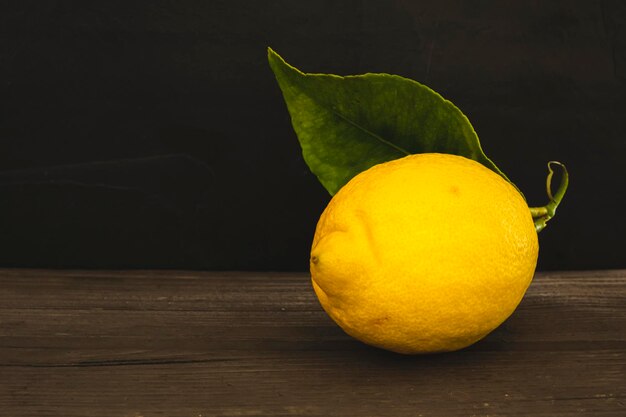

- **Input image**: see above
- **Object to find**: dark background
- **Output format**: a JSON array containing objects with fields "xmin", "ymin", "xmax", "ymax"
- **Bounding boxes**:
[{"xmin": 0, "ymin": 0, "xmax": 624, "ymax": 271}]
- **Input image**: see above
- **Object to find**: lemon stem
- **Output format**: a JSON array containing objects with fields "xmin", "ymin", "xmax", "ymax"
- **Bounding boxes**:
[{"xmin": 529, "ymin": 161, "xmax": 569, "ymax": 233}]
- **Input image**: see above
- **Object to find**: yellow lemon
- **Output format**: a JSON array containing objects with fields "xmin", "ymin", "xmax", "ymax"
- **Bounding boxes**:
[{"xmin": 310, "ymin": 153, "xmax": 538, "ymax": 354}]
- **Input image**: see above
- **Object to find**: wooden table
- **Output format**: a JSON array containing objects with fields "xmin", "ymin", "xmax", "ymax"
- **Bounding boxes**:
[{"xmin": 1, "ymin": 269, "xmax": 624, "ymax": 416}]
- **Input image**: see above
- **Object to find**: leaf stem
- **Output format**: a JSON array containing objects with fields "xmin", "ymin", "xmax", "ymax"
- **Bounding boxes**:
[{"xmin": 529, "ymin": 161, "xmax": 569, "ymax": 233}]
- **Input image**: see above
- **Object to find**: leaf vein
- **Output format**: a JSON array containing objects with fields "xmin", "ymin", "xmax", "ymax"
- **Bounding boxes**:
[{"xmin": 326, "ymin": 107, "xmax": 410, "ymax": 156}]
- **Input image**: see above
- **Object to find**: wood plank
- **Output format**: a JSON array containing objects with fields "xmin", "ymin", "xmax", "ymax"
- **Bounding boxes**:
[{"xmin": 1, "ymin": 269, "xmax": 625, "ymax": 416}]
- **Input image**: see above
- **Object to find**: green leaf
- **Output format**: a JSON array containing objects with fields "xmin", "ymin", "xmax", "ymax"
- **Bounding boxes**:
[{"xmin": 268, "ymin": 47, "xmax": 515, "ymax": 196}]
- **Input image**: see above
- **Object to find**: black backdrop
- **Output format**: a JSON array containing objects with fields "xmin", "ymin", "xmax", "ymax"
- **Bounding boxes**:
[{"xmin": 1, "ymin": 0, "xmax": 624, "ymax": 270}]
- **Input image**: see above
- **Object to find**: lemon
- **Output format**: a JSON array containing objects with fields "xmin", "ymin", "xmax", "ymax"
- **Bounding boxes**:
[{"xmin": 310, "ymin": 153, "xmax": 539, "ymax": 354}]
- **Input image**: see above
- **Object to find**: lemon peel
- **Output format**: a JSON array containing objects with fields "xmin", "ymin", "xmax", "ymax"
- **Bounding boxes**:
[{"xmin": 310, "ymin": 153, "xmax": 538, "ymax": 354}]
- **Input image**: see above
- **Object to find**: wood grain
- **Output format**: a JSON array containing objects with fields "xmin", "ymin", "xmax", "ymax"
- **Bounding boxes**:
[{"xmin": 0, "ymin": 269, "xmax": 625, "ymax": 416}]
